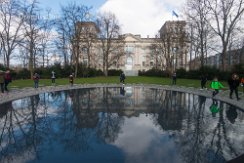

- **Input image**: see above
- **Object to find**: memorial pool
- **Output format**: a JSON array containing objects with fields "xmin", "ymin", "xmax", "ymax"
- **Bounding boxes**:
[{"xmin": 0, "ymin": 86, "xmax": 243, "ymax": 163}]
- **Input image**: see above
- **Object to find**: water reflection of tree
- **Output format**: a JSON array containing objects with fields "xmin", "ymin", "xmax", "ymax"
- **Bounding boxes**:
[
  {"xmin": 209, "ymin": 103, "xmax": 239, "ymax": 160},
  {"xmin": 148, "ymin": 90, "xmax": 186, "ymax": 131},
  {"xmin": 178, "ymin": 96, "xmax": 241, "ymax": 162},
  {"xmin": 180, "ymin": 94, "xmax": 210, "ymax": 163},
  {"xmin": 95, "ymin": 87, "xmax": 124, "ymax": 143},
  {"xmin": 0, "ymin": 88, "xmax": 123, "ymax": 161},
  {"xmin": 56, "ymin": 87, "xmax": 124, "ymax": 152},
  {"xmin": 0, "ymin": 87, "xmax": 243, "ymax": 162},
  {"xmin": 0, "ymin": 94, "xmax": 45, "ymax": 161},
  {"xmin": 144, "ymin": 89, "xmax": 242, "ymax": 162}
]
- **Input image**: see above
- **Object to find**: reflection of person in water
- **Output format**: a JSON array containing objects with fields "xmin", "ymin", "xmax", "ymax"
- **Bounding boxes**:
[
  {"xmin": 226, "ymin": 106, "xmax": 238, "ymax": 124},
  {"xmin": 199, "ymin": 96, "xmax": 206, "ymax": 108},
  {"xmin": 120, "ymin": 87, "xmax": 125, "ymax": 96},
  {"xmin": 0, "ymin": 102, "xmax": 13, "ymax": 118},
  {"xmin": 210, "ymin": 100, "xmax": 219, "ymax": 117}
]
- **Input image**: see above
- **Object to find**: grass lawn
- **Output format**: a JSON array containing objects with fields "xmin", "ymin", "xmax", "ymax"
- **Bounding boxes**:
[{"xmin": 9, "ymin": 76, "xmax": 230, "ymax": 90}]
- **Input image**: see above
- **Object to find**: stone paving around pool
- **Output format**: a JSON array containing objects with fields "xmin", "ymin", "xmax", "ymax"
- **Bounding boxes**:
[{"xmin": 0, "ymin": 84, "xmax": 244, "ymax": 110}]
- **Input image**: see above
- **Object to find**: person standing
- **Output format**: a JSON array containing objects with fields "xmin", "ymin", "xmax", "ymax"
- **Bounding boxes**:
[
  {"xmin": 0, "ymin": 70, "xmax": 5, "ymax": 93},
  {"xmin": 4, "ymin": 70, "xmax": 12, "ymax": 91},
  {"xmin": 240, "ymin": 76, "xmax": 244, "ymax": 92},
  {"xmin": 120, "ymin": 72, "xmax": 126, "ymax": 85},
  {"xmin": 228, "ymin": 73, "xmax": 240, "ymax": 100},
  {"xmin": 210, "ymin": 77, "xmax": 224, "ymax": 97},
  {"xmin": 172, "ymin": 72, "xmax": 177, "ymax": 85},
  {"xmin": 200, "ymin": 74, "xmax": 208, "ymax": 90},
  {"xmin": 33, "ymin": 73, "xmax": 40, "ymax": 88},
  {"xmin": 51, "ymin": 71, "xmax": 56, "ymax": 85},
  {"xmin": 69, "ymin": 73, "xmax": 74, "ymax": 86}
]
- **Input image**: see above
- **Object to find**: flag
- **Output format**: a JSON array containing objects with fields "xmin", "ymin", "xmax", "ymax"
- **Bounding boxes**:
[{"xmin": 172, "ymin": 11, "xmax": 179, "ymax": 18}]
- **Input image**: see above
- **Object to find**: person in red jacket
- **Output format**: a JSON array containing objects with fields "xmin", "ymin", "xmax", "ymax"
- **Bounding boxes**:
[
  {"xmin": 240, "ymin": 77, "xmax": 244, "ymax": 92},
  {"xmin": 4, "ymin": 70, "xmax": 12, "ymax": 91}
]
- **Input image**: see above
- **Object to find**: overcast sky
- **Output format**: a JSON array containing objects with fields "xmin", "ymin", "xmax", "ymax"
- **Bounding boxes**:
[
  {"xmin": 99, "ymin": 0, "xmax": 186, "ymax": 37},
  {"xmin": 40, "ymin": 0, "xmax": 186, "ymax": 37}
]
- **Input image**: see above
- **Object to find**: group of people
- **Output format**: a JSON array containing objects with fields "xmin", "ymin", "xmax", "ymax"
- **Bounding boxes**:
[
  {"xmin": 211, "ymin": 73, "xmax": 242, "ymax": 101},
  {"xmin": 33, "ymin": 71, "xmax": 56, "ymax": 88},
  {"xmin": 202, "ymin": 73, "xmax": 242, "ymax": 100},
  {"xmin": 172, "ymin": 71, "xmax": 242, "ymax": 100},
  {"xmin": 0, "ymin": 70, "xmax": 12, "ymax": 93},
  {"xmin": 32, "ymin": 71, "xmax": 74, "ymax": 88},
  {"xmin": 4, "ymin": 69, "xmax": 244, "ymax": 102}
]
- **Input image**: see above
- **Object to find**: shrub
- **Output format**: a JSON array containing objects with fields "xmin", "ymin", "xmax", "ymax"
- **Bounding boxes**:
[
  {"xmin": 139, "ymin": 68, "xmax": 169, "ymax": 77},
  {"xmin": 16, "ymin": 68, "xmax": 30, "ymax": 79},
  {"xmin": 108, "ymin": 69, "xmax": 122, "ymax": 76}
]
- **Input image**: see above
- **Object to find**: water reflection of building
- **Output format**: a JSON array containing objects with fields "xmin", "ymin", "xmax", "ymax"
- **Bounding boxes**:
[
  {"xmin": 67, "ymin": 87, "xmax": 244, "ymax": 131},
  {"xmin": 146, "ymin": 90, "xmax": 187, "ymax": 130},
  {"xmin": 68, "ymin": 87, "xmax": 190, "ymax": 126}
]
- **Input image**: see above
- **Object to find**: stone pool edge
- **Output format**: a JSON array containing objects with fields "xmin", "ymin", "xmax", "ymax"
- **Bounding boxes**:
[{"xmin": 0, "ymin": 84, "xmax": 243, "ymax": 111}]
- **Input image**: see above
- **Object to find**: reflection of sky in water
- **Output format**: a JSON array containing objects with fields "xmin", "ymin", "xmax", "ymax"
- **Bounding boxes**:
[
  {"xmin": 0, "ymin": 87, "xmax": 243, "ymax": 163},
  {"xmin": 114, "ymin": 114, "xmax": 181, "ymax": 163}
]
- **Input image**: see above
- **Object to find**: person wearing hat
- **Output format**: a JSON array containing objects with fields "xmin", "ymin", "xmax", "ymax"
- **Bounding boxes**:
[{"xmin": 0, "ymin": 70, "xmax": 5, "ymax": 93}]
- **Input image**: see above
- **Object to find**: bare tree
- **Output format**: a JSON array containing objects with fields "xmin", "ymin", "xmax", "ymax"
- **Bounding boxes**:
[
  {"xmin": 205, "ymin": 0, "xmax": 244, "ymax": 71},
  {"xmin": 55, "ymin": 22, "xmax": 69, "ymax": 66},
  {"xmin": 158, "ymin": 31, "xmax": 174, "ymax": 73},
  {"xmin": 21, "ymin": 0, "xmax": 42, "ymax": 78},
  {"xmin": 0, "ymin": 0, "xmax": 25, "ymax": 68},
  {"xmin": 38, "ymin": 9, "xmax": 53, "ymax": 67},
  {"xmin": 150, "ymin": 43, "xmax": 162, "ymax": 70},
  {"xmin": 56, "ymin": 2, "xmax": 91, "ymax": 77},
  {"xmin": 185, "ymin": 0, "xmax": 213, "ymax": 68},
  {"xmin": 78, "ymin": 22, "xmax": 99, "ymax": 68},
  {"xmin": 97, "ymin": 12, "xmax": 125, "ymax": 76}
]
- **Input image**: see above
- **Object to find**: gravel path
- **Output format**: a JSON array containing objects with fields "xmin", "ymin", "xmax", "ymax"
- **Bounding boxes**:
[{"xmin": 0, "ymin": 84, "xmax": 244, "ymax": 110}]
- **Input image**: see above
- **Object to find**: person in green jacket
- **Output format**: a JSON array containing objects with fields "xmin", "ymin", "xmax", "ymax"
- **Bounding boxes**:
[{"xmin": 210, "ymin": 77, "xmax": 224, "ymax": 97}]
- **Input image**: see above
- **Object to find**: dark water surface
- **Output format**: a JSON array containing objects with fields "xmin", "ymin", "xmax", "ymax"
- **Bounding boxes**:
[{"xmin": 0, "ymin": 86, "xmax": 243, "ymax": 163}]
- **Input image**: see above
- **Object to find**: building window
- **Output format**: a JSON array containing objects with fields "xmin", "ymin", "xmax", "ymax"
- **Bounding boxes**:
[
  {"xmin": 150, "ymin": 61, "xmax": 153, "ymax": 66},
  {"xmin": 82, "ymin": 47, "xmax": 88, "ymax": 54},
  {"xmin": 126, "ymin": 46, "xmax": 134, "ymax": 53},
  {"xmin": 83, "ymin": 59, "xmax": 88, "ymax": 66},
  {"xmin": 126, "ymin": 57, "xmax": 133, "ymax": 65},
  {"xmin": 142, "ymin": 61, "xmax": 145, "ymax": 66}
]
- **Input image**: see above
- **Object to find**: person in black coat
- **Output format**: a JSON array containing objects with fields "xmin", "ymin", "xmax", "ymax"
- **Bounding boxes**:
[
  {"xmin": 120, "ymin": 72, "xmax": 126, "ymax": 84},
  {"xmin": 200, "ymin": 74, "xmax": 208, "ymax": 89},
  {"xmin": 228, "ymin": 73, "xmax": 240, "ymax": 100}
]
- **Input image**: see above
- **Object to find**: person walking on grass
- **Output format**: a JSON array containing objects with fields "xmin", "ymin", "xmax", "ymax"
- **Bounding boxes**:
[
  {"xmin": 210, "ymin": 77, "xmax": 224, "ymax": 97},
  {"xmin": 228, "ymin": 73, "xmax": 240, "ymax": 100},
  {"xmin": 120, "ymin": 72, "xmax": 126, "ymax": 85}
]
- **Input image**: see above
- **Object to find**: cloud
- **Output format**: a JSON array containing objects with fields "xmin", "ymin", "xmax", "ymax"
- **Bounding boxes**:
[{"xmin": 98, "ymin": 0, "xmax": 186, "ymax": 37}]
